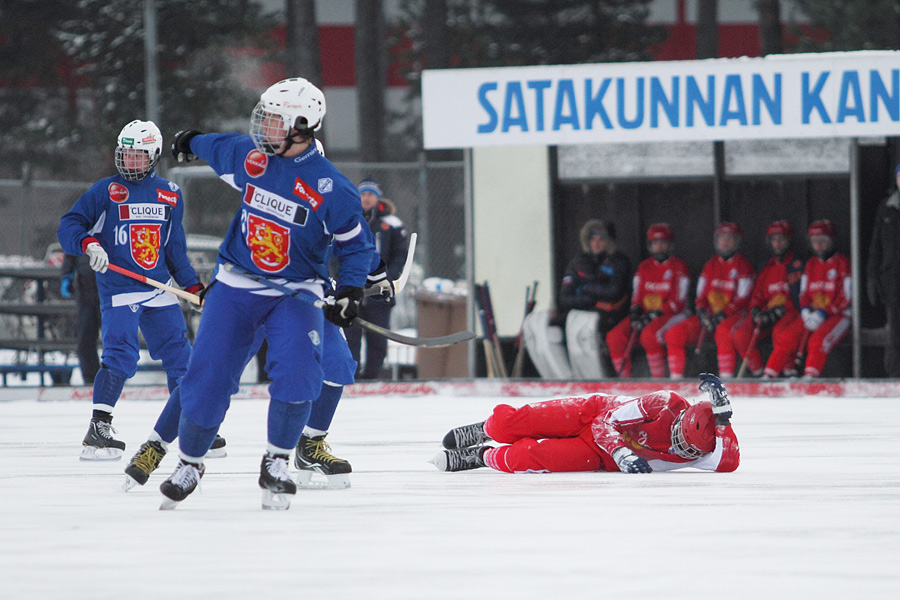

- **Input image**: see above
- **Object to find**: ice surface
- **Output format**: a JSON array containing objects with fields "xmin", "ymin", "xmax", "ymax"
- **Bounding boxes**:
[{"xmin": 1, "ymin": 392, "xmax": 898, "ymax": 599}]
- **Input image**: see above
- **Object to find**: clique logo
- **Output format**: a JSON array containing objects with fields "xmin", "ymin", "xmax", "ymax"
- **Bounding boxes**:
[
  {"xmin": 244, "ymin": 150, "xmax": 268, "ymax": 178},
  {"xmin": 108, "ymin": 182, "xmax": 129, "ymax": 203}
]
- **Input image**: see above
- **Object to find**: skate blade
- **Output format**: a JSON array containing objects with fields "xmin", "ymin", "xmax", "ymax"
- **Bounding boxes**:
[
  {"xmin": 261, "ymin": 490, "xmax": 293, "ymax": 510},
  {"xmin": 80, "ymin": 446, "xmax": 124, "ymax": 461},
  {"xmin": 295, "ymin": 470, "xmax": 351, "ymax": 490},
  {"xmin": 159, "ymin": 497, "xmax": 181, "ymax": 510},
  {"xmin": 122, "ymin": 475, "xmax": 141, "ymax": 492},
  {"xmin": 204, "ymin": 448, "xmax": 227, "ymax": 459}
]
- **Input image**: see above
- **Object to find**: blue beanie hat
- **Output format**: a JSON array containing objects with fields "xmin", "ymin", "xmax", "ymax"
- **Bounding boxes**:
[
  {"xmin": 895, "ymin": 162, "xmax": 900, "ymax": 178},
  {"xmin": 358, "ymin": 178, "xmax": 382, "ymax": 198}
]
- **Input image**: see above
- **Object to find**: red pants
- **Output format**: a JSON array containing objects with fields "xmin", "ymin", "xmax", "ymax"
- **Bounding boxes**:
[
  {"xmin": 764, "ymin": 313, "xmax": 851, "ymax": 377},
  {"xmin": 730, "ymin": 316, "xmax": 770, "ymax": 375},
  {"xmin": 482, "ymin": 399, "xmax": 615, "ymax": 473},
  {"xmin": 606, "ymin": 315, "xmax": 673, "ymax": 378},
  {"xmin": 663, "ymin": 314, "xmax": 743, "ymax": 378}
]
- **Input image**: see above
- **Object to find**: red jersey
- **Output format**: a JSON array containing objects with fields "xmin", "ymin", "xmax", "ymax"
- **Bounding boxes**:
[
  {"xmin": 695, "ymin": 253, "xmax": 755, "ymax": 316},
  {"xmin": 800, "ymin": 253, "xmax": 851, "ymax": 316},
  {"xmin": 631, "ymin": 255, "xmax": 691, "ymax": 316},
  {"xmin": 588, "ymin": 391, "xmax": 740, "ymax": 472},
  {"xmin": 749, "ymin": 251, "xmax": 804, "ymax": 313}
]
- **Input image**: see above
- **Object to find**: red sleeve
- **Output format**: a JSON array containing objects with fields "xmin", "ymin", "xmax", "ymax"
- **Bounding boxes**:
[
  {"xmin": 714, "ymin": 424, "xmax": 741, "ymax": 472},
  {"xmin": 695, "ymin": 259, "xmax": 715, "ymax": 311},
  {"xmin": 724, "ymin": 256, "xmax": 755, "ymax": 316}
]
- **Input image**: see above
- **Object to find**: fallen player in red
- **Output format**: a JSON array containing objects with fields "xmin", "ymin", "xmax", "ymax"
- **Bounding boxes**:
[{"xmin": 432, "ymin": 373, "xmax": 739, "ymax": 474}]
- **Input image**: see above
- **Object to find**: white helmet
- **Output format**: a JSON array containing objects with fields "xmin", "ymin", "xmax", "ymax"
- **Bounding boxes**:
[
  {"xmin": 115, "ymin": 120, "xmax": 162, "ymax": 181},
  {"xmin": 250, "ymin": 78, "xmax": 326, "ymax": 155}
]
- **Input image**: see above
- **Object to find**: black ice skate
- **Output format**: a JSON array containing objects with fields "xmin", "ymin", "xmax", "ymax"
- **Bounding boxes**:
[
  {"xmin": 259, "ymin": 452, "xmax": 296, "ymax": 510},
  {"xmin": 80, "ymin": 415, "xmax": 126, "ymax": 461},
  {"xmin": 206, "ymin": 434, "xmax": 227, "ymax": 459},
  {"xmin": 431, "ymin": 446, "xmax": 490, "ymax": 472},
  {"xmin": 442, "ymin": 421, "xmax": 489, "ymax": 450},
  {"xmin": 294, "ymin": 433, "xmax": 352, "ymax": 489},
  {"xmin": 123, "ymin": 440, "xmax": 166, "ymax": 491},
  {"xmin": 159, "ymin": 459, "xmax": 205, "ymax": 510}
]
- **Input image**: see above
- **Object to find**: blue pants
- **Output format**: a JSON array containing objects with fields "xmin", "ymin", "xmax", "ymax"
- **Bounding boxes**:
[
  {"xmin": 177, "ymin": 283, "xmax": 325, "ymax": 456},
  {"xmin": 99, "ymin": 302, "xmax": 191, "ymax": 380}
]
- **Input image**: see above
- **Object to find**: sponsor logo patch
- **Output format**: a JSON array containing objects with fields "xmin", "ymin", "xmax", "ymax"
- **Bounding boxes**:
[
  {"xmin": 108, "ymin": 182, "xmax": 129, "ymax": 203},
  {"xmin": 244, "ymin": 184, "xmax": 308, "ymax": 225},
  {"xmin": 292, "ymin": 178, "xmax": 324, "ymax": 211},
  {"xmin": 157, "ymin": 189, "xmax": 178, "ymax": 207},
  {"xmin": 119, "ymin": 204, "xmax": 167, "ymax": 221},
  {"xmin": 317, "ymin": 178, "xmax": 333, "ymax": 194},
  {"xmin": 246, "ymin": 213, "xmax": 290, "ymax": 272},
  {"xmin": 129, "ymin": 223, "xmax": 161, "ymax": 269},
  {"xmin": 244, "ymin": 150, "xmax": 268, "ymax": 178}
]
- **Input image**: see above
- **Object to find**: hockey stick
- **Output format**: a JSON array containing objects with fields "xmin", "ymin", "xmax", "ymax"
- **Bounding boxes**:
[
  {"xmin": 694, "ymin": 326, "xmax": 708, "ymax": 355},
  {"xmin": 107, "ymin": 264, "xmax": 201, "ymax": 305},
  {"xmin": 363, "ymin": 232, "xmax": 417, "ymax": 298},
  {"xmin": 736, "ymin": 325, "xmax": 761, "ymax": 378},
  {"xmin": 511, "ymin": 281, "xmax": 538, "ymax": 378},
  {"xmin": 221, "ymin": 263, "xmax": 474, "ymax": 348},
  {"xmin": 792, "ymin": 329, "xmax": 811, "ymax": 375},
  {"xmin": 616, "ymin": 327, "xmax": 639, "ymax": 377}
]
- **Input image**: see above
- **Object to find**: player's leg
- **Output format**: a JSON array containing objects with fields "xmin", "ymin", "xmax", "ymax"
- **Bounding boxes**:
[
  {"xmin": 763, "ymin": 313, "xmax": 804, "ymax": 377},
  {"xmin": 641, "ymin": 314, "xmax": 674, "ymax": 378},
  {"xmin": 255, "ymin": 293, "xmax": 325, "ymax": 509},
  {"xmin": 605, "ymin": 317, "xmax": 632, "ymax": 377},
  {"xmin": 434, "ymin": 435, "xmax": 604, "ymax": 473},
  {"xmin": 803, "ymin": 316, "xmax": 850, "ymax": 378},
  {"xmin": 664, "ymin": 316, "xmax": 699, "ymax": 379},
  {"xmin": 160, "ymin": 285, "xmax": 260, "ymax": 508},
  {"xmin": 295, "ymin": 320, "xmax": 356, "ymax": 489},
  {"xmin": 81, "ymin": 304, "xmax": 142, "ymax": 461},
  {"xmin": 484, "ymin": 397, "xmax": 602, "ymax": 443},
  {"xmin": 360, "ymin": 300, "xmax": 390, "ymax": 379},
  {"xmin": 715, "ymin": 315, "xmax": 743, "ymax": 378}
]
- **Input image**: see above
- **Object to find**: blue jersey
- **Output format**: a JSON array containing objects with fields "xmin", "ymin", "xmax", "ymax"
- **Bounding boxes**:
[
  {"xmin": 57, "ymin": 172, "xmax": 199, "ymax": 302},
  {"xmin": 190, "ymin": 133, "xmax": 373, "ymax": 290}
]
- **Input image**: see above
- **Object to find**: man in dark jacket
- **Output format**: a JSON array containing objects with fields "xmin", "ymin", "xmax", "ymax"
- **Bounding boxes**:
[
  {"xmin": 867, "ymin": 162, "xmax": 900, "ymax": 377},
  {"xmin": 346, "ymin": 177, "xmax": 409, "ymax": 379},
  {"xmin": 60, "ymin": 254, "xmax": 101, "ymax": 384}
]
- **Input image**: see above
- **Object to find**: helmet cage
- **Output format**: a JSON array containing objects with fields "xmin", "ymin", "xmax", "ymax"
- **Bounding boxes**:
[
  {"xmin": 250, "ymin": 103, "xmax": 293, "ymax": 155},
  {"xmin": 670, "ymin": 411, "xmax": 707, "ymax": 460}
]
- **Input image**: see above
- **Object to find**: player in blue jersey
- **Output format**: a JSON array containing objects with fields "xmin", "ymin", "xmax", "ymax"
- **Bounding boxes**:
[
  {"xmin": 157, "ymin": 78, "xmax": 376, "ymax": 510},
  {"xmin": 57, "ymin": 120, "xmax": 203, "ymax": 461}
]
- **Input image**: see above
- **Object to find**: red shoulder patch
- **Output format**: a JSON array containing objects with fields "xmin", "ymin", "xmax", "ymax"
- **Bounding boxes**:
[
  {"xmin": 108, "ymin": 182, "xmax": 129, "ymax": 203},
  {"xmin": 292, "ymin": 178, "xmax": 324, "ymax": 211},
  {"xmin": 244, "ymin": 150, "xmax": 268, "ymax": 178}
]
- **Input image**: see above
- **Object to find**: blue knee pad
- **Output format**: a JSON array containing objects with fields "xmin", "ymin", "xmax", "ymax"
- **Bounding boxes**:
[
  {"xmin": 92, "ymin": 366, "xmax": 127, "ymax": 409},
  {"xmin": 267, "ymin": 400, "xmax": 311, "ymax": 451}
]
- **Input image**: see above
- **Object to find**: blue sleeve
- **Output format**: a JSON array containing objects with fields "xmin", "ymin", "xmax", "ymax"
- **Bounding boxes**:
[
  {"xmin": 328, "ymin": 179, "xmax": 377, "ymax": 290},
  {"xmin": 189, "ymin": 132, "xmax": 249, "ymax": 188},
  {"xmin": 57, "ymin": 181, "xmax": 107, "ymax": 255},
  {"xmin": 163, "ymin": 189, "xmax": 200, "ymax": 288}
]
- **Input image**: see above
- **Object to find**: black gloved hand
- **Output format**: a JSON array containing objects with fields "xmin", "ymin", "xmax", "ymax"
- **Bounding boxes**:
[
  {"xmin": 171, "ymin": 130, "xmax": 202, "ymax": 162},
  {"xmin": 641, "ymin": 309, "xmax": 662, "ymax": 328},
  {"xmin": 323, "ymin": 286, "xmax": 364, "ymax": 328},
  {"xmin": 366, "ymin": 259, "xmax": 395, "ymax": 306},
  {"xmin": 612, "ymin": 448, "xmax": 653, "ymax": 474},
  {"xmin": 629, "ymin": 305, "xmax": 644, "ymax": 330},
  {"xmin": 768, "ymin": 305, "xmax": 785, "ymax": 324},
  {"xmin": 698, "ymin": 309, "xmax": 715, "ymax": 333},
  {"xmin": 750, "ymin": 306, "xmax": 764, "ymax": 325},
  {"xmin": 186, "ymin": 281, "xmax": 210, "ymax": 314},
  {"xmin": 699, "ymin": 372, "xmax": 733, "ymax": 425}
]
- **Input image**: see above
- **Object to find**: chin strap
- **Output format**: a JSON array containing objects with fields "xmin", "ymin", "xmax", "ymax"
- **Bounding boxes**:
[{"xmin": 277, "ymin": 130, "xmax": 314, "ymax": 157}]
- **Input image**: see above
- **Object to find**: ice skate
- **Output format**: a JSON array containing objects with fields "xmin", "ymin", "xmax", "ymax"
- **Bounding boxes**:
[
  {"xmin": 159, "ymin": 459, "xmax": 204, "ymax": 510},
  {"xmin": 80, "ymin": 416, "xmax": 126, "ymax": 461},
  {"xmin": 259, "ymin": 452, "xmax": 296, "ymax": 510},
  {"xmin": 431, "ymin": 446, "xmax": 490, "ymax": 472},
  {"xmin": 123, "ymin": 440, "xmax": 166, "ymax": 491},
  {"xmin": 205, "ymin": 434, "xmax": 227, "ymax": 459},
  {"xmin": 294, "ymin": 433, "xmax": 352, "ymax": 489},
  {"xmin": 442, "ymin": 421, "xmax": 488, "ymax": 450}
]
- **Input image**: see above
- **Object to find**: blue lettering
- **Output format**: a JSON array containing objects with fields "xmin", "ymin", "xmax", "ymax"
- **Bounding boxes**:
[
  {"xmin": 553, "ymin": 79, "xmax": 580, "ymax": 130},
  {"xmin": 584, "ymin": 78, "xmax": 613, "ymax": 129},
  {"xmin": 686, "ymin": 75, "xmax": 715, "ymax": 127},
  {"xmin": 650, "ymin": 76, "xmax": 679, "ymax": 128},
  {"xmin": 477, "ymin": 82, "xmax": 498, "ymax": 134},
  {"xmin": 527, "ymin": 80, "xmax": 552, "ymax": 131},
  {"xmin": 802, "ymin": 71, "xmax": 832, "ymax": 124},
  {"xmin": 502, "ymin": 81, "xmax": 528, "ymax": 132},
  {"xmin": 870, "ymin": 69, "xmax": 900, "ymax": 122},
  {"xmin": 617, "ymin": 77, "xmax": 644, "ymax": 130},
  {"xmin": 719, "ymin": 74, "xmax": 748, "ymax": 126},
  {"xmin": 837, "ymin": 71, "xmax": 865, "ymax": 123},
  {"xmin": 752, "ymin": 73, "xmax": 781, "ymax": 125}
]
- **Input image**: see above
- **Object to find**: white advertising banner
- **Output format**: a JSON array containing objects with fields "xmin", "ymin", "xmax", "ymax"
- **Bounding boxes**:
[{"xmin": 422, "ymin": 51, "xmax": 900, "ymax": 149}]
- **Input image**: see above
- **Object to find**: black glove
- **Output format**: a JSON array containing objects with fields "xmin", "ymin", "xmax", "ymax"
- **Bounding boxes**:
[
  {"xmin": 641, "ymin": 309, "xmax": 662, "ymax": 328},
  {"xmin": 366, "ymin": 259, "xmax": 395, "ymax": 306},
  {"xmin": 698, "ymin": 308, "xmax": 715, "ymax": 333},
  {"xmin": 323, "ymin": 286, "xmax": 363, "ymax": 328},
  {"xmin": 612, "ymin": 448, "xmax": 653, "ymax": 474},
  {"xmin": 769, "ymin": 305, "xmax": 785, "ymax": 323},
  {"xmin": 699, "ymin": 372, "xmax": 733, "ymax": 425},
  {"xmin": 171, "ymin": 130, "xmax": 202, "ymax": 162},
  {"xmin": 750, "ymin": 306, "xmax": 764, "ymax": 325},
  {"xmin": 629, "ymin": 305, "xmax": 644, "ymax": 330}
]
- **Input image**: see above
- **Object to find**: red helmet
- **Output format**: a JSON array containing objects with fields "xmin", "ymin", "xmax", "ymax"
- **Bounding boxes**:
[
  {"xmin": 715, "ymin": 222, "xmax": 743, "ymax": 238},
  {"xmin": 646, "ymin": 223, "xmax": 674, "ymax": 242},
  {"xmin": 766, "ymin": 220, "xmax": 794, "ymax": 237},
  {"xmin": 671, "ymin": 401, "xmax": 716, "ymax": 459},
  {"xmin": 807, "ymin": 219, "xmax": 835, "ymax": 238}
]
